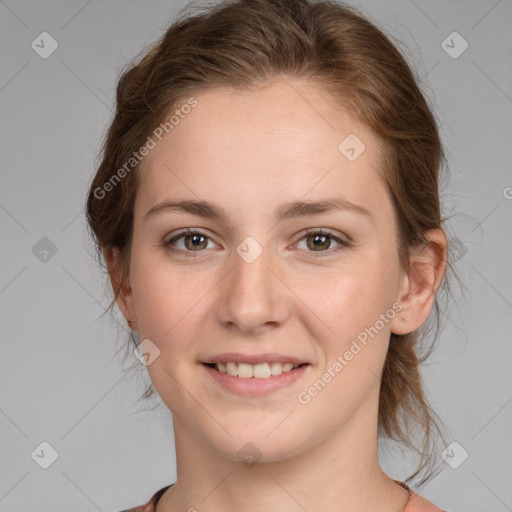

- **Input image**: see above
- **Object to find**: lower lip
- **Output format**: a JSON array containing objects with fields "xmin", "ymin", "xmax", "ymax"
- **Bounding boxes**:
[{"xmin": 201, "ymin": 363, "xmax": 310, "ymax": 396}]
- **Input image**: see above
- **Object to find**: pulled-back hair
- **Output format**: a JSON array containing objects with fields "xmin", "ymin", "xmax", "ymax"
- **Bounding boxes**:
[{"xmin": 86, "ymin": 0, "xmax": 456, "ymax": 487}]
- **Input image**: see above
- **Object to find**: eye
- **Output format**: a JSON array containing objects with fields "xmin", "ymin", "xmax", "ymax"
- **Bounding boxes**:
[
  {"xmin": 295, "ymin": 229, "xmax": 350, "ymax": 257},
  {"xmin": 163, "ymin": 229, "xmax": 217, "ymax": 255},
  {"xmin": 162, "ymin": 228, "xmax": 350, "ymax": 258}
]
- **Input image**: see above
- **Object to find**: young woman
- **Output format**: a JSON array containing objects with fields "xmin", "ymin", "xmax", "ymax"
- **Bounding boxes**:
[{"xmin": 86, "ymin": 0, "xmax": 453, "ymax": 510}]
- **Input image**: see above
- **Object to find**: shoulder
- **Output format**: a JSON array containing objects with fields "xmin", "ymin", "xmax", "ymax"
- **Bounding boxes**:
[
  {"xmin": 118, "ymin": 484, "xmax": 173, "ymax": 512},
  {"xmin": 405, "ymin": 489, "xmax": 446, "ymax": 512}
]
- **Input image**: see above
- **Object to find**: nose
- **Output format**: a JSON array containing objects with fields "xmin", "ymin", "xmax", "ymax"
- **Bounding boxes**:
[{"xmin": 215, "ymin": 243, "xmax": 290, "ymax": 334}]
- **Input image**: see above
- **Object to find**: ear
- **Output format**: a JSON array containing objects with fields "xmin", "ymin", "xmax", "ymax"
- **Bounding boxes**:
[
  {"xmin": 103, "ymin": 246, "xmax": 137, "ymax": 330},
  {"xmin": 390, "ymin": 229, "xmax": 448, "ymax": 335}
]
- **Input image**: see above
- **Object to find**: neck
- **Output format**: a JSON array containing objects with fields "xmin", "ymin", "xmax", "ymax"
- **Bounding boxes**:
[{"xmin": 160, "ymin": 395, "xmax": 409, "ymax": 512}]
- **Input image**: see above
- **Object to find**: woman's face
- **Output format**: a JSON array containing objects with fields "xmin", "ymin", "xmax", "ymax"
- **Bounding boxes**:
[{"xmin": 122, "ymin": 80, "xmax": 409, "ymax": 462}]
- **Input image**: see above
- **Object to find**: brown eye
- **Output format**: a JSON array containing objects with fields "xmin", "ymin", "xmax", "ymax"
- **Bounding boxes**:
[
  {"xmin": 296, "ymin": 230, "xmax": 350, "ymax": 257},
  {"xmin": 164, "ymin": 229, "xmax": 215, "ymax": 254},
  {"xmin": 306, "ymin": 233, "xmax": 332, "ymax": 251},
  {"xmin": 182, "ymin": 233, "xmax": 208, "ymax": 250}
]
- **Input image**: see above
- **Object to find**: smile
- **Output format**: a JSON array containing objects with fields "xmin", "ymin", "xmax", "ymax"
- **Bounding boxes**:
[
  {"xmin": 209, "ymin": 361, "xmax": 302, "ymax": 378},
  {"xmin": 201, "ymin": 362, "xmax": 310, "ymax": 396}
]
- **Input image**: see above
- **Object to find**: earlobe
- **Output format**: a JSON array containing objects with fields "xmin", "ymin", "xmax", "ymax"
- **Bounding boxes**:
[
  {"xmin": 390, "ymin": 229, "xmax": 447, "ymax": 335},
  {"xmin": 389, "ymin": 272, "xmax": 410, "ymax": 335},
  {"xmin": 103, "ymin": 246, "xmax": 137, "ymax": 329}
]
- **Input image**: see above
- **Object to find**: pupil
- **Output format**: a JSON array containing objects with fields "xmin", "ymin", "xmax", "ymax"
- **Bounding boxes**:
[
  {"xmin": 312, "ymin": 234, "xmax": 328, "ymax": 250},
  {"xmin": 187, "ymin": 233, "xmax": 206, "ymax": 250}
]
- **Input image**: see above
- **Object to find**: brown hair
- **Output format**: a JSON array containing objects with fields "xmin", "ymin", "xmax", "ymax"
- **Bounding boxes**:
[{"xmin": 86, "ymin": 0, "xmax": 456, "ymax": 487}]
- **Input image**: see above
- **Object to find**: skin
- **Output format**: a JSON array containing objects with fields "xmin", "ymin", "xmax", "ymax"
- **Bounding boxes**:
[{"xmin": 105, "ymin": 79, "xmax": 447, "ymax": 512}]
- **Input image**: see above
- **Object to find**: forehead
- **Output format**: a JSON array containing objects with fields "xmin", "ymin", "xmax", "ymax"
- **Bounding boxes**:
[{"xmin": 136, "ymin": 80, "xmax": 389, "ymax": 221}]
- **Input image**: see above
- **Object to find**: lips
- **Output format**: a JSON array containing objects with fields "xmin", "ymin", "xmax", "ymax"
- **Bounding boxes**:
[{"xmin": 202, "ymin": 359, "xmax": 310, "ymax": 395}]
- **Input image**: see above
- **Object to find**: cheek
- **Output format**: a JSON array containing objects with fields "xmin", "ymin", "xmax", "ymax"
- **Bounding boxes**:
[
  {"xmin": 129, "ymin": 249, "xmax": 226, "ymax": 364},
  {"xmin": 129, "ymin": 248, "xmax": 196, "ymax": 340},
  {"xmin": 312, "ymin": 258, "xmax": 393, "ymax": 332},
  {"xmin": 303, "ymin": 255, "xmax": 399, "ymax": 384}
]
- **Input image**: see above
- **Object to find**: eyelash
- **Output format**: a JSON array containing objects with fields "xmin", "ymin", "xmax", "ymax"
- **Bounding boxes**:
[{"xmin": 163, "ymin": 228, "xmax": 351, "ymax": 258}]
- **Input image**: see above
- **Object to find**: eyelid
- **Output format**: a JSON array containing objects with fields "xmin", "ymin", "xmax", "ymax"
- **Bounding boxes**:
[
  {"xmin": 163, "ymin": 227, "xmax": 350, "ymax": 258},
  {"xmin": 291, "ymin": 228, "xmax": 350, "ymax": 256},
  {"xmin": 294, "ymin": 227, "xmax": 348, "ymax": 242},
  {"xmin": 164, "ymin": 228, "xmax": 219, "ymax": 249}
]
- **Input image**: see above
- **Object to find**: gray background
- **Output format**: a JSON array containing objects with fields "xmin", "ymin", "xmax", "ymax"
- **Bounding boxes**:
[{"xmin": 1, "ymin": 0, "xmax": 511, "ymax": 511}]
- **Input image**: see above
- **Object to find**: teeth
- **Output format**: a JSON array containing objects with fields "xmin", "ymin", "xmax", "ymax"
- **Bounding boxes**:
[{"xmin": 215, "ymin": 361, "xmax": 300, "ymax": 378}]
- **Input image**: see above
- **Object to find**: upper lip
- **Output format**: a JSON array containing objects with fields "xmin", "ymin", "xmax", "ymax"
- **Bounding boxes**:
[{"xmin": 202, "ymin": 353, "xmax": 309, "ymax": 365}]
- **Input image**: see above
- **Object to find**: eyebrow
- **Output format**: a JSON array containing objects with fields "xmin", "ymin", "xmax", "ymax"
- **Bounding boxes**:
[{"xmin": 144, "ymin": 197, "xmax": 373, "ymax": 224}]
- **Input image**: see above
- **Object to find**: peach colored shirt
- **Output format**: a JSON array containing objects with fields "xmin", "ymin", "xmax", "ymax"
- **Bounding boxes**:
[{"xmin": 119, "ymin": 480, "xmax": 446, "ymax": 512}]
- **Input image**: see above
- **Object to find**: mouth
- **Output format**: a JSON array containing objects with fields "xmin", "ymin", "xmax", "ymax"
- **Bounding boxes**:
[
  {"xmin": 201, "ymin": 355, "xmax": 311, "ymax": 396},
  {"xmin": 203, "ymin": 361, "xmax": 308, "ymax": 379},
  {"xmin": 200, "ymin": 353, "xmax": 311, "ymax": 395}
]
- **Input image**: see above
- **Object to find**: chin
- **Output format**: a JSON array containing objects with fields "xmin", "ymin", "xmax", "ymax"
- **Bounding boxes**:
[{"xmin": 205, "ymin": 423, "xmax": 312, "ymax": 466}]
